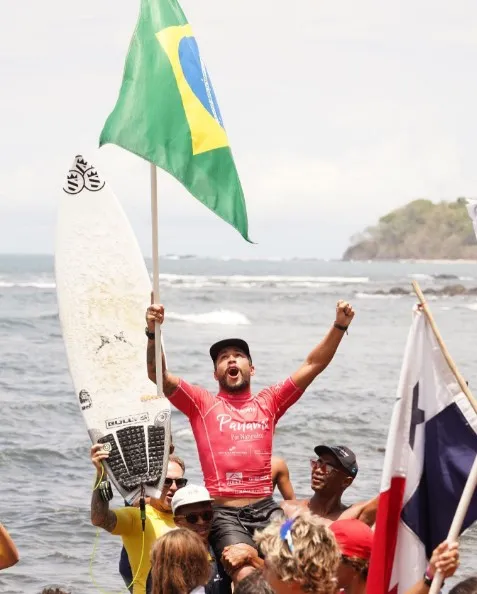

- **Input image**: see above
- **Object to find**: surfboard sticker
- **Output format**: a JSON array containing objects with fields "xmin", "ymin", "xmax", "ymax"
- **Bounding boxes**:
[
  {"xmin": 56, "ymin": 154, "xmax": 171, "ymax": 503},
  {"xmin": 63, "ymin": 155, "xmax": 105, "ymax": 194}
]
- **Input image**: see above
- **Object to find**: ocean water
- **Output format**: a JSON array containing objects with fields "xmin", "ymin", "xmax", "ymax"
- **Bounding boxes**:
[{"xmin": 1, "ymin": 254, "xmax": 476, "ymax": 593}]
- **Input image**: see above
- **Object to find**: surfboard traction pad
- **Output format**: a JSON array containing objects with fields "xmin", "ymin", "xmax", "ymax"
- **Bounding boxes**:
[{"xmin": 89, "ymin": 408, "xmax": 171, "ymax": 501}]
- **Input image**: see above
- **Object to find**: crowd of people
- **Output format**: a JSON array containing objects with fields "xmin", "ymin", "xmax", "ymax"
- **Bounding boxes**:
[{"xmin": 2, "ymin": 299, "xmax": 476, "ymax": 593}]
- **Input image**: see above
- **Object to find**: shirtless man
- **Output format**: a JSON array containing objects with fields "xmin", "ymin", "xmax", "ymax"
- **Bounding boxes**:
[
  {"xmin": 145, "ymin": 299, "xmax": 355, "ymax": 585},
  {"xmin": 272, "ymin": 456, "xmax": 294, "ymax": 500},
  {"xmin": 282, "ymin": 444, "xmax": 378, "ymax": 526}
]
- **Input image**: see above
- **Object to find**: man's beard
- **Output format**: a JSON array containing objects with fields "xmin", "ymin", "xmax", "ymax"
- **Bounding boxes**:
[{"xmin": 218, "ymin": 376, "xmax": 250, "ymax": 393}]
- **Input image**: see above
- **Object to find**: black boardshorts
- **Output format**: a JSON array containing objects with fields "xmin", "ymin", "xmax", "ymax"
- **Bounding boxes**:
[{"xmin": 209, "ymin": 496, "xmax": 284, "ymax": 561}]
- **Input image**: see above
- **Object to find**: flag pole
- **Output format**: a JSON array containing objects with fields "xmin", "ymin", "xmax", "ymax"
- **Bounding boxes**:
[
  {"xmin": 151, "ymin": 163, "xmax": 163, "ymax": 396},
  {"xmin": 411, "ymin": 280, "xmax": 477, "ymax": 414},
  {"xmin": 428, "ymin": 453, "xmax": 477, "ymax": 594}
]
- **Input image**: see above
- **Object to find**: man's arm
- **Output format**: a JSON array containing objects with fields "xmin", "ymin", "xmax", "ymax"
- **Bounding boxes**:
[
  {"xmin": 221, "ymin": 544, "xmax": 264, "ymax": 584},
  {"xmin": 146, "ymin": 304, "xmax": 180, "ymax": 396},
  {"xmin": 291, "ymin": 300, "xmax": 354, "ymax": 391},
  {"xmin": 356, "ymin": 495, "xmax": 379, "ymax": 526},
  {"xmin": 91, "ymin": 486, "xmax": 118, "ymax": 533},
  {"xmin": 272, "ymin": 457, "xmax": 295, "ymax": 500},
  {"xmin": 0, "ymin": 523, "xmax": 19, "ymax": 570}
]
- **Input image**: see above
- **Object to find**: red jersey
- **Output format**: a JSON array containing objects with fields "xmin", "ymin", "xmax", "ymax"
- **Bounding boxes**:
[{"xmin": 169, "ymin": 378, "xmax": 304, "ymax": 497}]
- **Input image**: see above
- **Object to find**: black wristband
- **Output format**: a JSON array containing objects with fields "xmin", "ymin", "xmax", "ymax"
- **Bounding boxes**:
[
  {"xmin": 334, "ymin": 322, "xmax": 348, "ymax": 333},
  {"xmin": 145, "ymin": 327, "xmax": 155, "ymax": 340},
  {"xmin": 423, "ymin": 573, "xmax": 433, "ymax": 587},
  {"xmin": 98, "ymin": 480, "xmax": 114, "ymax": 502}
]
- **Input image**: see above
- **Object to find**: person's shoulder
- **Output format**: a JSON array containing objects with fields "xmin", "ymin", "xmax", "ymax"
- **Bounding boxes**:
[
  {"xmin": 115, "ymin": 505, "xmax": 135, "ymax": 517},
  {"xmin": 257, "ymin": 377, "xmax": 302, "ymax": 396},
  {"xmin": 255, "ymin": 379, "xmax": 284, "ymax": 398},
  {"xmin": 175, "ymin": 379, "xmax": 216, "ymax": 401},
  {"xmin": 336, "ymin": 502, "xmax": 362, "ymax": 519},
  {"xmin": 149, "ymin": 506, "xmax": 176, "ymax": 526},
  {"xmin": 113, "ymin": 505, "xmax": 137, "ymax": 529}
]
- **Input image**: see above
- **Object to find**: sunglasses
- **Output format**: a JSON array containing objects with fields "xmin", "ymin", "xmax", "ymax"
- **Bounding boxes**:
[
  {"xmin": 163, "ymin": 477, "xmax": 188, "ymax": 489},
  {"xmin": 309, "ymin": 457, "xmax": 341, "ymax": 475},
  {"xmin": 175, "ymin": 510, "xmax": 214, "ymax": 524}
]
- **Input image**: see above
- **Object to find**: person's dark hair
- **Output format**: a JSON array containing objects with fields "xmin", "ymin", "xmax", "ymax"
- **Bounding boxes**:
[
  {"xmin": 168, "ymin": 454, "xmax": 185, "ymax": 473},
  {"xmin": 234, "ymin": 570, "xmax": 275, "ymax": 593},
  {"xmin": 151, "ymin": 528, "xmax": 210, "ymax": 594},
  {"xmin": 40, "ymin": 588, "xmax": 71, "ymax": 594},
  {"xmin": 449, "ymin": 577, "xmax": 477, "ymax": 594},
  {"xmin": 342, "ymin": 555, "xmax": 369, "ymax": 581}
]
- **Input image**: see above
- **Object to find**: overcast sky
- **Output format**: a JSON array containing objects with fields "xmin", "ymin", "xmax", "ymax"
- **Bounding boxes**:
[{"xmin": 1, "ymin": 0, "xmax": 477, "ymax": 258}]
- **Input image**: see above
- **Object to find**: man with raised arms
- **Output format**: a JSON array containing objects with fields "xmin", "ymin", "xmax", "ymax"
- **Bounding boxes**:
[{"xmin": 145, "ymin": 299, "xmax": 355, "ymax": 586}]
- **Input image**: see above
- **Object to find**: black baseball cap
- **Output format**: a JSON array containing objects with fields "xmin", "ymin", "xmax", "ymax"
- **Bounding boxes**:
[
  {"xmin": 314, "ymin": 444, "xmax": 358, "ymax": 478},
  {"xmin": 209, "ymin": 338, "xmax": 252, "ymax": 363}
]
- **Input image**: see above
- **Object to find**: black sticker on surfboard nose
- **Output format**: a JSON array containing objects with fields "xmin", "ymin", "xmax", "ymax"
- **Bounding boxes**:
[{"xmin": 78, "ymin": 389, "xmax": 92, "ymax": 410}]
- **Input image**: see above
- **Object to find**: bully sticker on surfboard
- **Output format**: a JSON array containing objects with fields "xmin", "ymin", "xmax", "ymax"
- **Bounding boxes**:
[{"xmin": 56, "ymin": 154, "xmax": 171, "ymax": 504}]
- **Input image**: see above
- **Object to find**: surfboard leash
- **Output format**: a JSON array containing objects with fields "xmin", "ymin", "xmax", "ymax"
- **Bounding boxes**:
[
  {"xmin": 140, "ymin": 483, "xmax": 146, "ymax": 532},
  {"xmin": 88, "ymin": 465, "xmax": 146, "ymax": 594}
]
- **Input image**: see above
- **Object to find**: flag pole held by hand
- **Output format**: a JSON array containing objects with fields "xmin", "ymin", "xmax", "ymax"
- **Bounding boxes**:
[
  {"xmin": 429, "ymin": 454, "xmax": 477, "ymax": 594},
  {"xmin": 150, "ymin": 164, "xmax": 163, "ymax": 396}
]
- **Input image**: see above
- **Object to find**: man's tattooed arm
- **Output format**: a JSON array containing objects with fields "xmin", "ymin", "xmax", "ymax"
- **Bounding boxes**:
[{"xmin": 91, "ymin": 486, "xmax": 117, "ymax": 533}]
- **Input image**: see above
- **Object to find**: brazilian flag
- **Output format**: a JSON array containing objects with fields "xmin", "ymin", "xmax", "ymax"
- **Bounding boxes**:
[{"xmin": 100, "ymin": 0, "xmax": 250, "ymax": 241}]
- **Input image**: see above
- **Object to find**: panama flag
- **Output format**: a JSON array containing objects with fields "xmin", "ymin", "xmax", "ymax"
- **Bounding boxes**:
[{"xmin": 367, "ymin": 307, "xmax": 477, "ymax": 594}]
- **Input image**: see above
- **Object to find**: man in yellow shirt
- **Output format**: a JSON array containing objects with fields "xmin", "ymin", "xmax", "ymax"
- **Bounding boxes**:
[{"xmin": 90, "ymin": 444, "xmax": 187, "ymax": 594}]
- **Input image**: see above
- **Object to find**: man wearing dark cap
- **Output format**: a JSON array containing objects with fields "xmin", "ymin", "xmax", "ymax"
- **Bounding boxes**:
[
  {"xmin": 282, "ymin": 444, "xmax": 378, "ymax": 526},
  {"xmin": 145, "ymin": 299, "xmax": 355, "ymax": 586}
]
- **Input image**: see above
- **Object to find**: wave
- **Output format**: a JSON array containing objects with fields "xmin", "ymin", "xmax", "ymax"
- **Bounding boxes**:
[
  {"xmin": 168, "ymin": 309, "xmax": 251, "ymax": 325},
  {"xmin": 463, "ymin": 303, "xmax": 477, "ymax": 311},
  {"xmin": 162, "ymin": 254, "xmax": 197, "ymax": 260},
  {"xmin": 0, "ymin": 274, "xmax": 369, "ymax": 292},
  {"xmin": 408, "ymin": 273, "xmax": 473, "ymax": 282},
  {"xmin": 161, "ymin": 254, "xmax": 331, "ymax": 262},
  {"xmin": 408, "ymin": 273, "xmax": 433, "ymax": 280},
  {"xmin": 0, "ymin": 281, "xmax": 56, "ymax": 289},
  {"xmin": 159, "ymin": 274, "xmax": 369, "ymax": 288},
  {"xmin": 356, "ymin": 292, "xmax": 403, "ymax": 300}
]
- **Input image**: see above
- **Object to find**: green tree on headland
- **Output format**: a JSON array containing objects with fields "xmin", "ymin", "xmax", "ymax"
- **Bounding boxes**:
[{"xmin": 342, "ymin": 198, "xmax": 477, "ymax": 260}]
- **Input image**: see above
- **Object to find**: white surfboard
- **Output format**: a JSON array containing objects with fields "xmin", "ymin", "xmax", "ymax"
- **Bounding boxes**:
[{"xmin": 55, "ymin": 154, "xmax": 171, "ymax": 504}]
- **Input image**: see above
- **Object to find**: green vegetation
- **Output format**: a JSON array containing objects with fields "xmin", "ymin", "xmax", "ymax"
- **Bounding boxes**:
[{"xmin": 342, "ymin": 198, "xmax": 477, "ymax": 260}]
